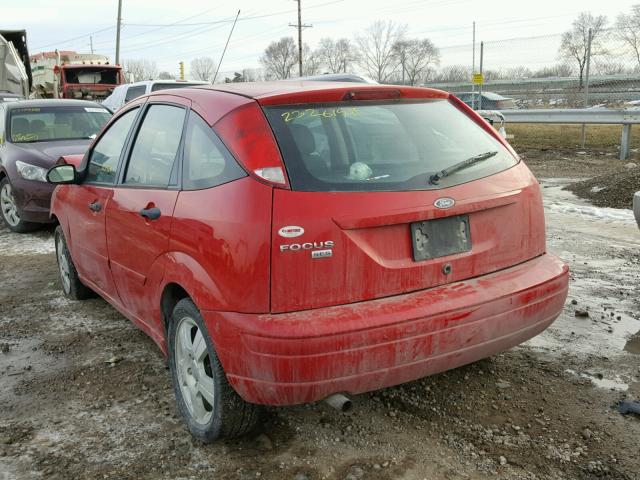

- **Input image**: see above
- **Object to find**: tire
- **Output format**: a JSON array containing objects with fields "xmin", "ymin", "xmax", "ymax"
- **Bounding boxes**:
[
  {"xmin": 168, "ymin": 298, "xmax": 260, "ymax": 442},
  {"xmin": 54, "ymin": 226, "xmax": 94, "ymax": 300},
  {"xmin": 0, "ymin": 177, "xmax": 37, "ymax": 233}
]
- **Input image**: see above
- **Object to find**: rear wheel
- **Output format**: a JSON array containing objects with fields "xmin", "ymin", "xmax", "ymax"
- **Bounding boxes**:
[
  {"xmin": 54, "ymin": 226, "xmax": 94, "ymax": 300},
  {"xmin": 0, "ymin": 177, "xmax": 36, "ymax": 233},
  {"xmin": 168, "ymin": 298, "xmax": 260, "ymax": 442}
]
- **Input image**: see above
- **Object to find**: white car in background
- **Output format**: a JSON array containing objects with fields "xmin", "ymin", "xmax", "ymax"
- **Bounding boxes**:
[{"xmin": 102, "ymin": 80, "xmax": 209, "ymax": 111}]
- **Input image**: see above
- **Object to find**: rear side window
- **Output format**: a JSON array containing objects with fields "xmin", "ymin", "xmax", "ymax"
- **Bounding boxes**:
[
  {"xmin": 182, "ymin": 112, "xmax": 246, "ymax": 190},
  {"xmin": 85, "ymin": 107, "xmax": 138, "ymax": 184},
  {"xmin": 124, "ymin": 104, "xmax": 186, "ymax": 187},
  {"xmin": 125, "ymin": 85, "xmax": 146, "ymax": 102},
  {"xmin": 264, "ymin": 99, "xmax": 517, "ymax": 192}
]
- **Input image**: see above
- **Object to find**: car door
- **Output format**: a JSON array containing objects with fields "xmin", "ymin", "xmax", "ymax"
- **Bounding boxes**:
[
  {"xmin": 64, "ymin": 105, "xmax": 141, "ymax": 300},
  {"xmin": 105, "ymin": 97, "xmax": 189, "ymax": 321}
]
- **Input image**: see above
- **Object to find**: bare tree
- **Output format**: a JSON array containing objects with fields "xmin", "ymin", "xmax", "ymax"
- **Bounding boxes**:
[
  {"xmin": 532, "ymin": 63, "xmax": 574, "ymax": 78},
  {"xmin": 558, "ymin": 12, "xmax": 608, "ymax": 89},
  {"xmin": 616, "ymin": 4, "xmax": 640, "ymax": 68},
  {"xmin": 317, "ymin": 38, "xmax": 355, "ymax": 73},
  {"xmin": 302, "ymin": 44, "xmax": 322, "ymax": 76},
  {"xmin": 392, "ymin": 38, "xmax": 440, "ymax": 85},
  {"xmin": 242, "ymin": 68, "xmax": 262, "ymax": 82},
  {"xmin": 260, "ymin": 37, "xmax": 298, "ymax": 80},
  {"xmin": 356, "ymin": 20, "xmax": 407, "ymax": 83},
  {"xmin": 432, "ymin": 65, "xmax": 469, "ymax": 83},
  {"xmin": 504, "ymin": 66, "xmax": 532, "ymax": 79},
  {"xmin": 123, "ymin": 59, "xmax": 158, "ymax": 81},
  {"xmin": 190, "ymin": 57, "xmax": 216, "ymax": 82},
  {"xmin": 158, "ymin": 71, "xmax": 175, "ymax": 80}
]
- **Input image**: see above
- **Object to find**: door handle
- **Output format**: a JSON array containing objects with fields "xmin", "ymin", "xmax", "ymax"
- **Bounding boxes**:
[
  {"xmin": 88, "ymin": 201, "xmax": 102, "ymax": 212},
  {"xmin": 139, "ymin": 207, "xmax": 161, "ymax": 220}
]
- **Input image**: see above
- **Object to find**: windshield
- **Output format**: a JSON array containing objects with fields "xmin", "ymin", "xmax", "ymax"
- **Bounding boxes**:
[
  {"xmin": 64, "ymin": 67, "xmax": 120, "ymax": 85},
  {"xmin": 9, "ymin": 106, "xmax": 111, "ymax": 143},
  {"xmin": 264, "ymin": 99, "xmax": 518, "ymax": 192}
]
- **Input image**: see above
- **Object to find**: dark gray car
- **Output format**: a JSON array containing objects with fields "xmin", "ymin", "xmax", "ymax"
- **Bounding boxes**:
[{"xmin": 0, "ymin": 99, "xmax": 111, "ymax": 232}]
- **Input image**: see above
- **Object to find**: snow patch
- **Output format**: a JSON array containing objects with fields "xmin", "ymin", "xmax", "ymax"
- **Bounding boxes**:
[{"xmin": 0, "ymin": 227, "xmax": 55, "ymax": 255}]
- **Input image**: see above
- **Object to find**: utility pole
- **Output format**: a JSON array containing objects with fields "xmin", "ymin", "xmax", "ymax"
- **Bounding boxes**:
[
  {"xmin": 290, "ymin": 0, "xmax": 311, "ymax": 77},
  {"xmin": 478, "ymin": 41, "xmax": 484, "ymax": 111},
  {"xmin": 89, "ymin": 35, "xmax": 94, "ymax": 54},
  {"xmin": 115, "ymin": 0, "xmax": 123, "ymax": 65},
  {"xmin": 471, "ymin": 21, "xmax": 476, "ymax": 110}
]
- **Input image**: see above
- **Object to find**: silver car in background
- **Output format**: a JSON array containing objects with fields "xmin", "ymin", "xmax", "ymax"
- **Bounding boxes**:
[{"xmin": 634, "ymin": 191, "xmax": 640, "ymax": 229}]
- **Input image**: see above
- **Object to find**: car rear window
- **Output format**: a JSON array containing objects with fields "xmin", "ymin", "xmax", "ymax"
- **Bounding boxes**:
[
  {"xmin": 264, "ymin": 99, "xmax": 518, "ymax": 192},
  {"xmin": 9, "ymin": 106, "xmax": 111, "ymax": 143}
]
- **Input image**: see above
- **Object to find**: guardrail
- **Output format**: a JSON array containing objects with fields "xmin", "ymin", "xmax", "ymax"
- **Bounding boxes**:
[{"xmin": 487, "ymin": 109, "xmax": 639, "ymax": 160}]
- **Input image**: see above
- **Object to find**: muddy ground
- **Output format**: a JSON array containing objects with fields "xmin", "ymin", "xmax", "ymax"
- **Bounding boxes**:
[{"xmin": 1, "ymin": 156, "xmax": 639, "ymax": 480}]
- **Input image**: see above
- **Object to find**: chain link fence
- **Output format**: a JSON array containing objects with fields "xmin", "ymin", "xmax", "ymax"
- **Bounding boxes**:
[{"xmin": 424, "ymin": 28, "xmax": 640, "ymax": 109}]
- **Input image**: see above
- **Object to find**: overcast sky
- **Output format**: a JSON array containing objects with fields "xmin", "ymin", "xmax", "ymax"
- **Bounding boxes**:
[{"xmin": 4, "ymin": 0, "xmax": 637, "ymax": 77}]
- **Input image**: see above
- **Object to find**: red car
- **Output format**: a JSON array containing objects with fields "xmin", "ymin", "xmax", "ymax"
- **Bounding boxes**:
[{"xmin": 47, "ymin": 83, "xmax": 569, "ymax": 442}]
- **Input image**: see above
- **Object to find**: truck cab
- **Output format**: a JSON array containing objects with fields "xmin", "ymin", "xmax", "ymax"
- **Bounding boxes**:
[{"xmin": 31, "ymin": 51, "xmax": 124, "ymax": 101}]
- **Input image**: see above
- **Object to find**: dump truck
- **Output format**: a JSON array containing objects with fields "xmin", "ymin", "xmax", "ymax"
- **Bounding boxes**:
[
  {"xmin": 0, "ymin": 30, "xmax": 32, "ymax": 99},
  {"xmin": 30, "ymin": 51, "xmax": 124, "ymax": 101}
]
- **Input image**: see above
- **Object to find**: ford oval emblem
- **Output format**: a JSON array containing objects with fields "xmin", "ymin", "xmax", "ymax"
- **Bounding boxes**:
[
  {"xmin": 278, "ymin": 226, "xmax": 305, "ymax": 238},
  {"xmin": 434, "ymin": 197, "xmax": 455, "ymax": 209}
]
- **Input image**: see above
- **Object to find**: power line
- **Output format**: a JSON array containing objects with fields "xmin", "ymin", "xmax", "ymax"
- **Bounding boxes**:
[{"xmin": 31, "ymin": 25, "xmax": 114, "ymax": 50}]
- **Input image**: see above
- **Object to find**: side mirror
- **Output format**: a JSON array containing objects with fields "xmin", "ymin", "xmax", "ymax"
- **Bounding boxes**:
[{"xmin": 47, "ymin": 164, "xmax": 77, "ymax": 184}]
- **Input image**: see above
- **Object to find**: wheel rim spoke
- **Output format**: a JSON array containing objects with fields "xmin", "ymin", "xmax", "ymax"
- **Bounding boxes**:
[
  {"xmin": 192, "ymin": 329, "xmax": 207, "ymax": 363},
  {"xmin": 197, "ymin": 370, "xmax": 215, "ymax": 405}
]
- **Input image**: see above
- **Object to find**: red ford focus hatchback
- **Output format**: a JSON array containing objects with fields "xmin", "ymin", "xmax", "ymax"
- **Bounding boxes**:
[{"xmin": 47, "ymin": 82, "xmax": 569, "ymax": 442}]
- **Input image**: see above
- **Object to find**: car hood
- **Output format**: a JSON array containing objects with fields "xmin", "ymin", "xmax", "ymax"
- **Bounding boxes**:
[{"xmin": 12, "ymin": 140, "xmax": 90, "ymax": 168}]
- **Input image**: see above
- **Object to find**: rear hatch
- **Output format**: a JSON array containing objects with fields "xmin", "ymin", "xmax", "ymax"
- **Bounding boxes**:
[{"xmin": 260, "ymin": 91, "xmax": 545, "ymax": 313}]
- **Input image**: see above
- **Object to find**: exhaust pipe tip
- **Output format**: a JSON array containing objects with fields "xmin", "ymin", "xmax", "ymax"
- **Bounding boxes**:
[{"xmin": 325, "ymin": 393, "xmax": 353, "ymax": 413}]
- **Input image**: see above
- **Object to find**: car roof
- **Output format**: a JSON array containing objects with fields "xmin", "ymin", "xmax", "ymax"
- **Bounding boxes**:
[
  {"xmin": 174, "ymin": 81, "xmax": 448, "ymax": 104},
  {"xmin": 2, "ymin": 99, "xmax": 107, "ymax": 110}
]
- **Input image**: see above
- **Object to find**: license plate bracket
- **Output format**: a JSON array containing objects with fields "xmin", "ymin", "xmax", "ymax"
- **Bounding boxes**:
[{"xmin": 411, "ymin": 215, "xmax": 471, "ymax": 262}]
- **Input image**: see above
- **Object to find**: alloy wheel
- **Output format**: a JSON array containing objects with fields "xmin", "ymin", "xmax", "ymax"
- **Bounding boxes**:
[
  {"xmin": 56, "ymin": 234, "xmax": 71, "ymax": 294},
  {"xmin": 174, "ymin": 316, "xmax": 215, "ymax": 426},
  {"xmin": 0, "ymin": 182, "xmax": 20, "ymax": 227}
]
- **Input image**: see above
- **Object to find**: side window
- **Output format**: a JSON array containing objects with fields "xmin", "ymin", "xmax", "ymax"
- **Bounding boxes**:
[
  {"xmin": 124, "ymin": 104, "xmax": 186, "ymax": 187},
  {"xmin": 85, "ymin": 108, "xmax": 138, "ymax": 184},
  {"xmin": 182, "ymin": 112, "xmax": 246, "ymax": 190},
  {"xmin": 124, "ymin": 85, "xmax": 146, "ymax": 103}
]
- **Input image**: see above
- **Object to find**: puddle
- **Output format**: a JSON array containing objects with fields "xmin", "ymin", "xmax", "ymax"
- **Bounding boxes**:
[
  {"xmin": 540, "ymin": 181, "xmax": 640, "ymax": 246},
  {"xmin": 565, "ymin": 369, "xmax": 629, "ymax": 392},
  {"xmin": 624, "ymin": 331, "xmax": 640, "ymax": 355}
]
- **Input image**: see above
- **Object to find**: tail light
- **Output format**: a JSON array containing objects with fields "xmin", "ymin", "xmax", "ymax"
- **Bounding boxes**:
[{"xmin": 214, "ymin": 103, "xmax": 290, "ymax": 188}]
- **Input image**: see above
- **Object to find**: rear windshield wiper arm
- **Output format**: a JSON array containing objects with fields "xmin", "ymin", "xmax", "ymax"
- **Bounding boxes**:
[{"xmin": 429, "ymin": 150, "xmax": 498, "ymax": 185}]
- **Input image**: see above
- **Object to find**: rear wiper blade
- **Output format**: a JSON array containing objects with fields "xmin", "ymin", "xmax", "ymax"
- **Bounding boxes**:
[{"xmin": 429, "ymin": 151, "xmax": 498, "ymax": 185}]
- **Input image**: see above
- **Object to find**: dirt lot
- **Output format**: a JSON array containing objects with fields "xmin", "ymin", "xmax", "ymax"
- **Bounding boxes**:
[{"xmin": 1, "ymin": 156, "xmax": 639, "ymax": 480}]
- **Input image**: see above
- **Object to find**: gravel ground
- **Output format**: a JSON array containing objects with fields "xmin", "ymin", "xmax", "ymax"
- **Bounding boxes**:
[
  {"xmin": 1, "ymin": 157, "xmax": 639, "ymax": 480},
  {"xmin": 565, "ymin": 164, "xmax": 640, "ymax": 209}
]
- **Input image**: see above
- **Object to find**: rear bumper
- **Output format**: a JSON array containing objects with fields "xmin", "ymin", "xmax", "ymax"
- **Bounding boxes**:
[{"xmin": 203, "ymin": 253, "xmax": 569, "ymax": 406}]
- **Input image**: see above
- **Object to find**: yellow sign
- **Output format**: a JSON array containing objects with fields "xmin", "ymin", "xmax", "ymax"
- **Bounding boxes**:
[{"xmin": 472, "ymin": 73, "xmax": 484, "ymax": 85}]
